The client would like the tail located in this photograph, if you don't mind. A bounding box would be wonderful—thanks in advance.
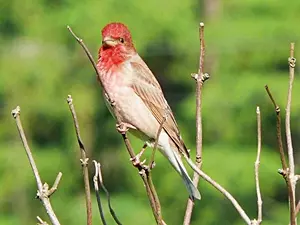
[171,149,201,200]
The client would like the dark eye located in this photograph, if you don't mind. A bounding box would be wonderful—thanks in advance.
[119,38,125,43]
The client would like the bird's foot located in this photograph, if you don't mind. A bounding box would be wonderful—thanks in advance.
[131,150,146,167]
[130,143,149,170]
[116,122,135,134]
[130,156,147,168]
[131,155,150,172]
[131,157,154,172]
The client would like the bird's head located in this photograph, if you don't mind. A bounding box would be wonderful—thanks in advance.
[101,22,135,51]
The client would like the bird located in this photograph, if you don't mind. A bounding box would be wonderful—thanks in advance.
[96,22,201,200]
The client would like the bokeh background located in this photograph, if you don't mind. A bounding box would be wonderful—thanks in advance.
[1,0,300,224]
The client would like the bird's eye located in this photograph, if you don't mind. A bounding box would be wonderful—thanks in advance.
[119,38,125,43]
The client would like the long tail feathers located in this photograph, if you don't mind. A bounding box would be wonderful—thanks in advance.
[172,150,201,200]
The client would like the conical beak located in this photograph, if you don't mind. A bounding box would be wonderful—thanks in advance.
[102,36,117,47]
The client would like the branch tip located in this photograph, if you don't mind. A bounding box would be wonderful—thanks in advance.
[48,172,63,196]
[11,106,21,118]
[67,95,73,104]
[67,26,83,43]
[256,106,260,114]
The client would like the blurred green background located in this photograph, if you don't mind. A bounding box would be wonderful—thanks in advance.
[0,0,299,224]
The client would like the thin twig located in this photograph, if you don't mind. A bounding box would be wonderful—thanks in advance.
[37,216,49,225]
[67,26,165,225]
[255,106,263,224]
[289,201,300,225]
[183,22,210,225]
[93,161,107,225]
[67,26,104,88]
[296,200,300,216]
[265,85,288,171]
[96,161,122,225]
[184,156,252,225]
[67,95,93,225]
[11,106,61,225]
[149,111,169,168]
[287,43,296,176]
[286,42,297,225]
[265,84,292,212]
[120,131,165,225]
[147,171,163,223]
[48,172,63,196]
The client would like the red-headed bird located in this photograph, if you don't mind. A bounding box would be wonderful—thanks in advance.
[97,22,201,200]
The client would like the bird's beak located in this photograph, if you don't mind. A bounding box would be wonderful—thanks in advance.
[102,36,117,47]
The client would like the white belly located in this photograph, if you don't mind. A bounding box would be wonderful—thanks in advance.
[104,86,160,142]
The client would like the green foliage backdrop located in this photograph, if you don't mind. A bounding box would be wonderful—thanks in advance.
[0,0,299,224]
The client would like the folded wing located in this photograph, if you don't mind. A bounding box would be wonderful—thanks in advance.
[130,55,189,157]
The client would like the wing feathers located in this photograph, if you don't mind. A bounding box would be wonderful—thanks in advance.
[130,57,189,157]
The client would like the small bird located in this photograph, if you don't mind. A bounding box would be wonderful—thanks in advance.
[97,22,201,200]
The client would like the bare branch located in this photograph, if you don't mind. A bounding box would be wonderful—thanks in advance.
[11,106,61,225]
[265,85,288,171]
[93,161,107,225]
[67,95,92,225]
[184,22,210,225]
[184,156,252,225]
[67,26,165,225]
[286,42,297,225]
[255,106,263,224]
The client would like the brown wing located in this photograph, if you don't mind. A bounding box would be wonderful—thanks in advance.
[130,56,189,157]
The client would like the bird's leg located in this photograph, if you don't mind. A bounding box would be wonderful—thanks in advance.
[131,143,148,167]
[116,122,154,172]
